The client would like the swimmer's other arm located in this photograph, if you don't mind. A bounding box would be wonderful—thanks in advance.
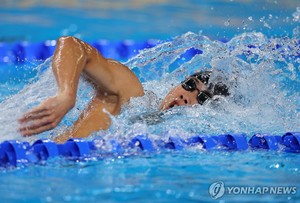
[18,36,144,143]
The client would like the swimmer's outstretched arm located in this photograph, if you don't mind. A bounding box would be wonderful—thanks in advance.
[19,36,144,141]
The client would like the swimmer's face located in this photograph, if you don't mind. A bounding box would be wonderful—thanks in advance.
[159,77,207,111]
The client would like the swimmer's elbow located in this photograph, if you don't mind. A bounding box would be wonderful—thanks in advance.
[57,36,80,45]
[57,36,86,55]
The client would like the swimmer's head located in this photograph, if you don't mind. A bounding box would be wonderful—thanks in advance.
[159,70,229,110]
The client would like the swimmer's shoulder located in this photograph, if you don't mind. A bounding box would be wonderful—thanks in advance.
[106,59,145,101]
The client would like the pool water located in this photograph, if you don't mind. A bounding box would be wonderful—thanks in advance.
[1,1,300,202]
[0,32,299,203]
[0,151,299,203]
[1,0,299,41]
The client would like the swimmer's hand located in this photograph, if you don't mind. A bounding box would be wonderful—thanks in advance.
[18,94,75,136]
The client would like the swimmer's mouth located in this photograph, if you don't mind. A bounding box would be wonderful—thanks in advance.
[168,100,179,109]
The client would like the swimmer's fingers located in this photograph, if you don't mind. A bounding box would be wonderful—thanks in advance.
[19,116,59,136]
[19,116,53,131]
[20,123,56,137]
[18,106,49,123]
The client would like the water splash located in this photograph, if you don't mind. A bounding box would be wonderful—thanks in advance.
[293,6,300,22]
[109,31,300,142]
[0,31,299,142]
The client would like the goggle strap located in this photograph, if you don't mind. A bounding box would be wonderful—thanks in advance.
[191,71,212,85]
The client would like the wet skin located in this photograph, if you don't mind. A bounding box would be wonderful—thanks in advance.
[159,78,207,110]
[18,36,205,143]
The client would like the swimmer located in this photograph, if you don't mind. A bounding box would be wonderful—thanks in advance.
[18,36,229,143]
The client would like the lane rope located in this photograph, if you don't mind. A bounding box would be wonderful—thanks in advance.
[0,132,299,167]
[0,40,159,63]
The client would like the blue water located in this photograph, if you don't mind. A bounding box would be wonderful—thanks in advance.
[0,1,300,203]
[0,0,299,41]
[0,151,299,203]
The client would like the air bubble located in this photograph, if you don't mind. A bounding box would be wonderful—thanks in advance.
[292,7,300,22]
[269,14,273,19]
[224,19,231,26]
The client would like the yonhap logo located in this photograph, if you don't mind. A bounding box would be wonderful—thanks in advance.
[209,181,225,199]
[208,181,297,199]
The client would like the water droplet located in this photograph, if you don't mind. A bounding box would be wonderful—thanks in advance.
[269,14,273,19]
[293,7,300,22]
[269,163,284,169]
[260,16,265,22]
[224,19,231,26]
[263,22,271,29]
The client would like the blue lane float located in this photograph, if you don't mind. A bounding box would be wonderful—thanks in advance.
[281,132,300,153]
[2,38,299,65]
[249,134,282,150]
[0,132,299,168]
[31,139,59,161]
[217,134,248,150]
[0,140,29,166]
[129,135,155,151]
[186,135,217,150]
[0,39,159,64]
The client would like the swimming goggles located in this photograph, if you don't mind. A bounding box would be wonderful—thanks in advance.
[181,77,212,105]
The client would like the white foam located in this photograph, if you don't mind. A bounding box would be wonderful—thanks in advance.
[0,31,299,142]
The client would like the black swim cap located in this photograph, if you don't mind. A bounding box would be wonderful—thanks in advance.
[190,71,212,85]
[191,71,230,97]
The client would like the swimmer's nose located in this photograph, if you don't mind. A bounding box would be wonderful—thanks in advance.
[178,95,189,106]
